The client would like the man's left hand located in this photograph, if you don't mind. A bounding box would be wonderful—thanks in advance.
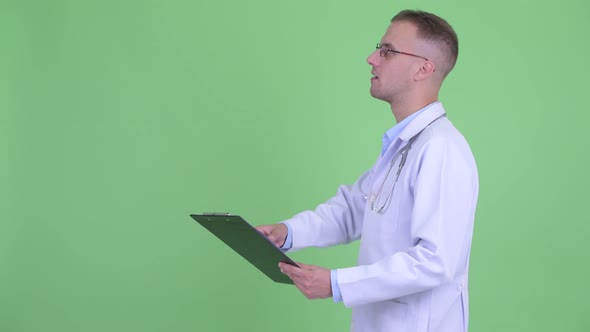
[279,262,332,299]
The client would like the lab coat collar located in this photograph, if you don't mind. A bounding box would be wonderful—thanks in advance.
[398,101,446,142]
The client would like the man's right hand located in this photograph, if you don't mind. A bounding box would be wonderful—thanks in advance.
[256,223,288,248]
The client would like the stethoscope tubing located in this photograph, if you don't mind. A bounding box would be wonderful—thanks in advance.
[370,113,446,213]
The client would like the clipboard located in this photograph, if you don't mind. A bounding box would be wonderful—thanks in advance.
[190,213,299,284]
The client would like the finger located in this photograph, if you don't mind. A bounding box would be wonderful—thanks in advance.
[271,237,285,248]
[292,278,317,299]
[280,263,304,278]
[270,230,285,246]
[258,227,281,246]
[294,262,313,270]
[292,282,311,299]
[279,262,295,275]
[255,226,270,236]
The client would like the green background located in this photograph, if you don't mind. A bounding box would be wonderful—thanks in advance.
[1,0,588,331]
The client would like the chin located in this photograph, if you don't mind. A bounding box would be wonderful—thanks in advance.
[370,90,389,103]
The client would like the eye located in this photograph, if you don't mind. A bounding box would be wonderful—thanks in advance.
[380,47,393,57]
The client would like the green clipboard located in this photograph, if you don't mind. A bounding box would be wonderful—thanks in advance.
[190,213,299,284]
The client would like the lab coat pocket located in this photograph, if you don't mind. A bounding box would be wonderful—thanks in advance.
[355,300,408,332]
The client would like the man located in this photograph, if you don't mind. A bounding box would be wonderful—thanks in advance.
[257,10,478,332]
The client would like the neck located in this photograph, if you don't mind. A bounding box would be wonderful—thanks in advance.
[390,93,438,123]
[391,99,437,123]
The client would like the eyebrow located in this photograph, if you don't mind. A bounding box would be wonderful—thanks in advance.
[380,42,397,50]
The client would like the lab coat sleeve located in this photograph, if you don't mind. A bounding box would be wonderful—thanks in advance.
[336,137,479,307]
[281,169,372,251]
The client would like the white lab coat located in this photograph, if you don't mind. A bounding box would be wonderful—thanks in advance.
[283,102,479,332]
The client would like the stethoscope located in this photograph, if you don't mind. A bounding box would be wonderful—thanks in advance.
[368,114,446,213]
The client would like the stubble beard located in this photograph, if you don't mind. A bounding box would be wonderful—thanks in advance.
[370,84,395,104]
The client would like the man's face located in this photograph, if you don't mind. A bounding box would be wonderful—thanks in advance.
[367,21,425,104]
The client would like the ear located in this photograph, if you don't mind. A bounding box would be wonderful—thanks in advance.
[414,61,436,81]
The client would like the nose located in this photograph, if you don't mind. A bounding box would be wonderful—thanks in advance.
[367,49,380,66]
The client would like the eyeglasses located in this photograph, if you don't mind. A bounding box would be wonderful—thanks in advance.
[376,43,429,61]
